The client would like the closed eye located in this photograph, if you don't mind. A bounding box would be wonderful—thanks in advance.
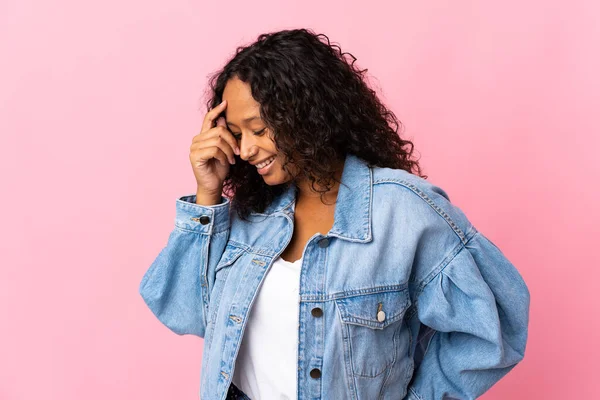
[230,128,267,141]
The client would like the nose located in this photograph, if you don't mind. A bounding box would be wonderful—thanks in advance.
[239,135,259,162]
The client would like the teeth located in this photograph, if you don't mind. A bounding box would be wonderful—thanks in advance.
[257,156,275,169]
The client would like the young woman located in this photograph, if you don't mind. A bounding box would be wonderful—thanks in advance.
[139,28,530,400]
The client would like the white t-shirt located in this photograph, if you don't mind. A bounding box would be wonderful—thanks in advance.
[232,255,303,400]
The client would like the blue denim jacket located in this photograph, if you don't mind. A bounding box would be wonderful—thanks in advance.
[139,154,530,400]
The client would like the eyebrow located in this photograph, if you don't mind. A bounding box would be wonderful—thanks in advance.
[226,116,261,128]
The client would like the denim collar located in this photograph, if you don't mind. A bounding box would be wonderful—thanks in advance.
[253,153,373,243]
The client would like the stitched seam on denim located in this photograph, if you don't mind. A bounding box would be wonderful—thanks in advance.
[366,166,373,240]
[404,301,418,322]
[177,194,230,205]
[406,229,479,321]
[419,228,478,291]
[340,317,358,400]
[209,267,232,325]
[336,291,409,328]
[173,223,231,235]
[373,178,467,244]
[176,196,231,233]
[204,229,230,299]
[213,225,231,234]
[204,265,231,374]
[224,240,250,251]
[329,166,372,241]
[403,317,415,398]
[302,283,408,301]
[198,228,210,337]
[420,330,437,367]
[227,240,282,258]
[321,230,329,296]
[409,386,424,400]
[338,303,408,329]
[348,321,397,378]
[243,248,275,258]
[353,359,393,378]
[379,323,402,398]
[214,247,246,273]
[173,226,206,235]
[404,227,478,322]
[404,244,462,322]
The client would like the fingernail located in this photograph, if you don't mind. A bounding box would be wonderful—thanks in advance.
[235,147,240,155]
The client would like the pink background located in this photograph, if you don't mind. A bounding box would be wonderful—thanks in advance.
[1,0,598,399]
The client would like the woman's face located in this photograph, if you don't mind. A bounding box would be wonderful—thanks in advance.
[222,76,297,185]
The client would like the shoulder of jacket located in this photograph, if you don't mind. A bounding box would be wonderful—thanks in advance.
[371,165,475,243]
[372,165,451,202]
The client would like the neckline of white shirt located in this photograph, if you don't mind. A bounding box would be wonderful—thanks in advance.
[278,256,303,264]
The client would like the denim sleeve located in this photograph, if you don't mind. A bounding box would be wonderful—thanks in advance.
[404,230,530,400]
[138,194,231,337]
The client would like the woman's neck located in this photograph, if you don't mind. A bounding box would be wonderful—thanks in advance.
[295,158,344,205]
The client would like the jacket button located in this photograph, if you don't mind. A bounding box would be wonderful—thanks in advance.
[199,215,210,225]
[318,238,329,248]
[310,368,321,379]
[311,307,323,317]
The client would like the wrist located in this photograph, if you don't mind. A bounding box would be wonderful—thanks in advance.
[195,190,222,206]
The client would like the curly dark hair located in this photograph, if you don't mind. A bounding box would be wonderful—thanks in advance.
[203,28,427,220]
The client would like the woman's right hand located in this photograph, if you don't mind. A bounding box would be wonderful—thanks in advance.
[189,99,240,197]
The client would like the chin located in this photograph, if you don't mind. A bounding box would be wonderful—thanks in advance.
[261,169,290,186]
[262,174,282,185]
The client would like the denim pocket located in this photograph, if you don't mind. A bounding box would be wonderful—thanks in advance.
[214,243,246,275]
[335,285,411,378]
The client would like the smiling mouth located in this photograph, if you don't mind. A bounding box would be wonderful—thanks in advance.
[255,156,276,169]
[255,156,276,175]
